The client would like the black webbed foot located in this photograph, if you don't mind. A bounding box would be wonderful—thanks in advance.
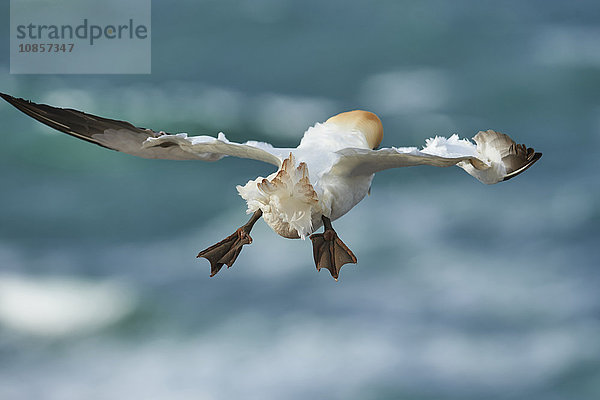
[309,216,357,280]
[197,210,262,277]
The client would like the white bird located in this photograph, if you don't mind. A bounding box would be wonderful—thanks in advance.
[1,93,541,280]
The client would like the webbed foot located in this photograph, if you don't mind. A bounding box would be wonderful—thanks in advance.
[197,210,262,277]
[309,216,357,280]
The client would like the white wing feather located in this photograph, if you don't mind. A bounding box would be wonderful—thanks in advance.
[331,132,541,185]
[142,132,284,166]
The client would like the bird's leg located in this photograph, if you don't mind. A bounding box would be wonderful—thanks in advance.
[309,216,357,280]
[197,209,263,277]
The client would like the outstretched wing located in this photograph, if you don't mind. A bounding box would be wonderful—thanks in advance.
[331,130,541,184]
[0,93,284,167]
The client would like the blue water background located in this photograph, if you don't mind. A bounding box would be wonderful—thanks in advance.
[0,1,599,399]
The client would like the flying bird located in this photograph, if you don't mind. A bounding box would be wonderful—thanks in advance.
[1,92,541,280]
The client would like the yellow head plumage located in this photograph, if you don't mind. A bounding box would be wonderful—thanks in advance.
[326,110,383,149]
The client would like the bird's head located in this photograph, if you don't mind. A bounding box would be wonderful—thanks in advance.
[326,110,383,149]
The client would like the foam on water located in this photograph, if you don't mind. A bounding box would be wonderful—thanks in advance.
[0,274,137,337]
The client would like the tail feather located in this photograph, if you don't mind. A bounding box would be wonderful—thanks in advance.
[237,153,322,239]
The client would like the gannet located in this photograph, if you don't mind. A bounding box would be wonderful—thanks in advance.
[1,93,541,280]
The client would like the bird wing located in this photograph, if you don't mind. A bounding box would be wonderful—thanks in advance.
[330,130,541,184]
[0,93,284,167]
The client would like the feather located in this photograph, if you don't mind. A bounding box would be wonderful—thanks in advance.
[472,130,542,181]
[238,153,323,239]
[325,110,383,149]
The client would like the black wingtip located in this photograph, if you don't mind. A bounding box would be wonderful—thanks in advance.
[0,92,119,150]
[0,92,33,111]
[503,152,542,181]
[0,92,17,103]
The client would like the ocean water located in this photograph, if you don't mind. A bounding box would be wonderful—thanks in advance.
[0,1,599,399]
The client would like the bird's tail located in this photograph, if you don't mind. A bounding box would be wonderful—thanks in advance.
[237,153,322,239]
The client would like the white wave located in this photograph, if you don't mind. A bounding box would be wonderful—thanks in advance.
[0,313,596,400]
[0,274,137,337]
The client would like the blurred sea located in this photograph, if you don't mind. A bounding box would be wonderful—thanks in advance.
[0,1,599,399]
